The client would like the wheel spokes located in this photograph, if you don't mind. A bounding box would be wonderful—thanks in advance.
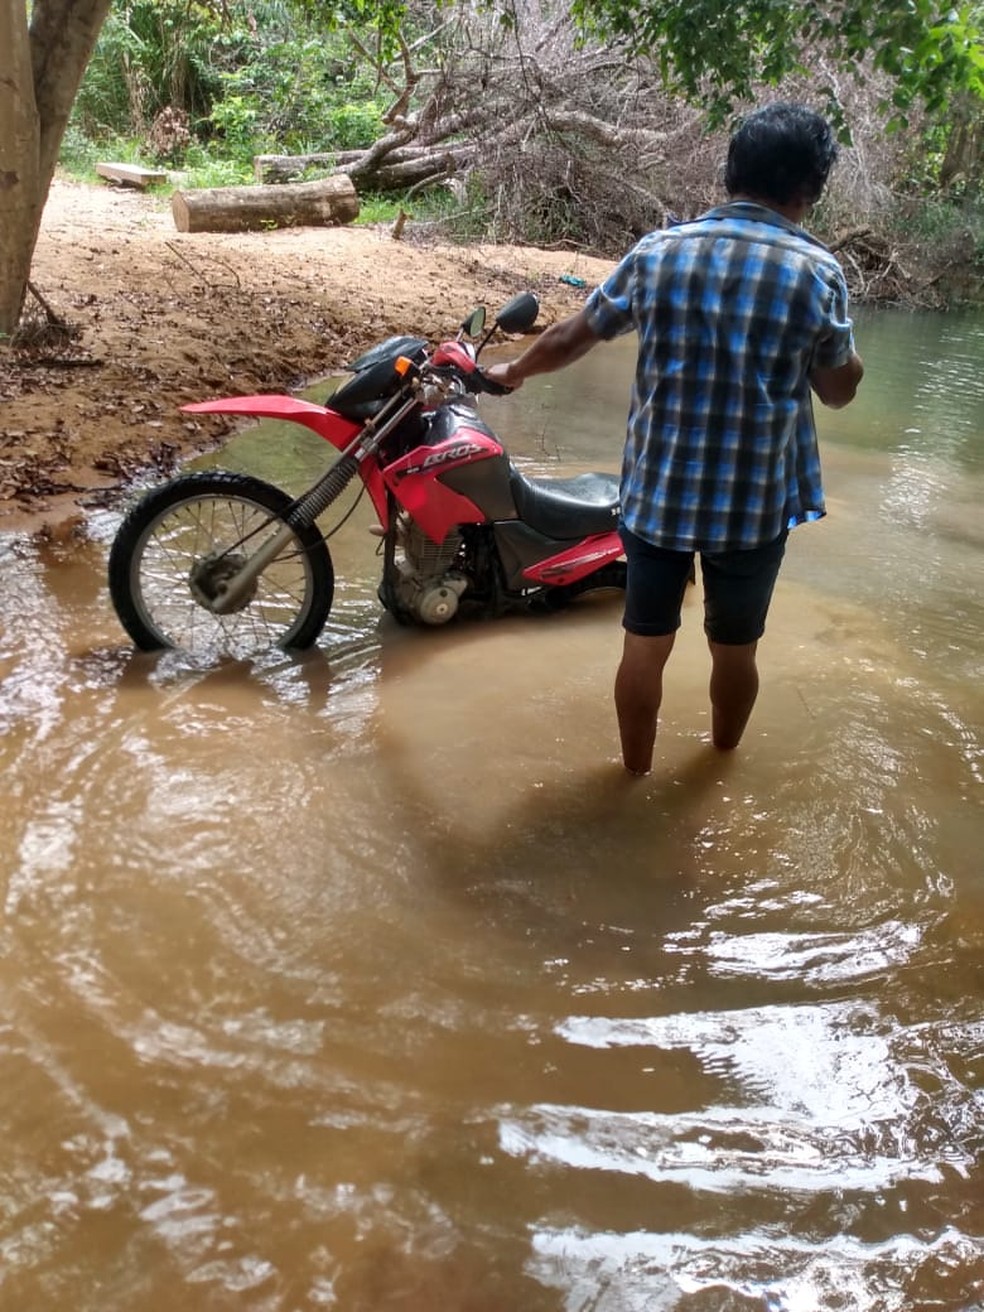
[135,495,313,656]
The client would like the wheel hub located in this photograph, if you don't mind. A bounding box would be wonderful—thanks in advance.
[189,552,257,613]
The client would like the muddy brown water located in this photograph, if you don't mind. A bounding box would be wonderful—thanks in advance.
[0,306,982,1310]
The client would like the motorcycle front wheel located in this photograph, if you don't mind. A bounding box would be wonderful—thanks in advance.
[108,471,334,658]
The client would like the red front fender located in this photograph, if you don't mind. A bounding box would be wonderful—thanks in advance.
[183,395,361,449]
[182,395,391,529]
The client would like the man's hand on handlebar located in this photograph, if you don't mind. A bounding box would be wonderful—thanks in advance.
[482,362,520,394]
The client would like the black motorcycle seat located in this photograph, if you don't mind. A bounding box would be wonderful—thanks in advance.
[509,468,620,539]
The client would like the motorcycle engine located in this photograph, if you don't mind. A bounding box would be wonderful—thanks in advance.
[390,519,469,625]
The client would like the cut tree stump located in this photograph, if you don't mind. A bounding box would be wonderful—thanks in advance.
[171,175,359,234]
[96,162,168,189]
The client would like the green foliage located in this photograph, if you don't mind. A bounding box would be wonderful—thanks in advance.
[420,175,493,242]
[212,36,385,155]
[68,0,391,168]
[72,0,226,136]
[291,0,411,59]
[325,101,387,151]
[882,192,984,303]
[55,128,245,188]
[571,0,984,129]
[353,193,406,223]
[58,126,147,180]
[352,187,475,229]
[180,144,254,188]
[902,197,983,246]
[891,97,984,202]
[207,93,261,158]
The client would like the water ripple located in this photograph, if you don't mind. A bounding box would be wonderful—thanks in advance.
[519,1001,983,1191]
[528,1223,984,1311]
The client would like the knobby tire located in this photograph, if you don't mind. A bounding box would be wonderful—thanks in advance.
[108,471,334,657]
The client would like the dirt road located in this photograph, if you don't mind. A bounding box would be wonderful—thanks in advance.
[1,177,609,535]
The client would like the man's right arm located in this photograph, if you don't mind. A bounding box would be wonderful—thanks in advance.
[810,351,864,409]
[484,307,602,391]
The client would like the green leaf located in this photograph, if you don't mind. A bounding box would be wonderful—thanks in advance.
[573,0,984,113]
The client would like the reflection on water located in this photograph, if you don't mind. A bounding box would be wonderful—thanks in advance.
[0,307,982,1310]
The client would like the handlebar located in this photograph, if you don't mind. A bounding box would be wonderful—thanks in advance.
[423,361,514,397]
[472,369,514,397]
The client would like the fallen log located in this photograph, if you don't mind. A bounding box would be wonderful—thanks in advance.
[97,161,168,189]
[171,175,359,234]
[254,147,428,184]
[253,152,340,184]
[254,144,474,193]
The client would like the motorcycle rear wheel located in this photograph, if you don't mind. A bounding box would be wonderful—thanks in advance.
[535,560,627,611]
[108,471,334,657]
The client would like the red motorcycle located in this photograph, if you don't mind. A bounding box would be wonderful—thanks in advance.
[107,292,625,660]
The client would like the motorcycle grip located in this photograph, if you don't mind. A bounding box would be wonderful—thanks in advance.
[474,369,514,396]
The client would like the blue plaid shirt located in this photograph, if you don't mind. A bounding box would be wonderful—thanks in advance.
[584,201,856,551]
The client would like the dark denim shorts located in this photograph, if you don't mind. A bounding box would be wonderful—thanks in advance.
[620,525,788,645]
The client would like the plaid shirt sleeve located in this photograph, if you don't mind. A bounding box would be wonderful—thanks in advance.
[812,263,856,369]
[583,247,642,340]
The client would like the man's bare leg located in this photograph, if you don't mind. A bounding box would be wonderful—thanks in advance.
[708,639,759,750]
[614,631,676,774]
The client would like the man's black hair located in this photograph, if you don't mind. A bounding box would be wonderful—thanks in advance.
[725,103,838,206]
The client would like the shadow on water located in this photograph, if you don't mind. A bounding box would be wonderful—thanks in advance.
[374,682,729,948]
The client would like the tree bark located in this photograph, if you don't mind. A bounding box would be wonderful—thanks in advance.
[255,147,431,185]
[0,0,111,337]
[30,0,112,186]
[0,1,40,335]
[254,153,340,184]
[254,145,474,193]
[171,175,359,234]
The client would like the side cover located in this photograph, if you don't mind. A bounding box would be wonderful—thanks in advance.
[383,402,516,543]
[494,522,623,590]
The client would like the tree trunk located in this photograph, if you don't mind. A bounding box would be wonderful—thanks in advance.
[254,146,474,194]
[938,96,983,191]
[171,175,359,234]
[253,153,340,184]
[254,146,431,185]
[0,0,111,338]
[0,1,40,335]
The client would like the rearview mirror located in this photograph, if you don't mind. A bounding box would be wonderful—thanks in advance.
[494,292,539,335]
[461,306,486,337]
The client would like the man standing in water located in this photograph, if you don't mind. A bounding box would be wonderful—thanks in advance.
[486,102,864,774]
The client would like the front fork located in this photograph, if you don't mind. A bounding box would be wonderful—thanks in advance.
[207,394,420,616]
